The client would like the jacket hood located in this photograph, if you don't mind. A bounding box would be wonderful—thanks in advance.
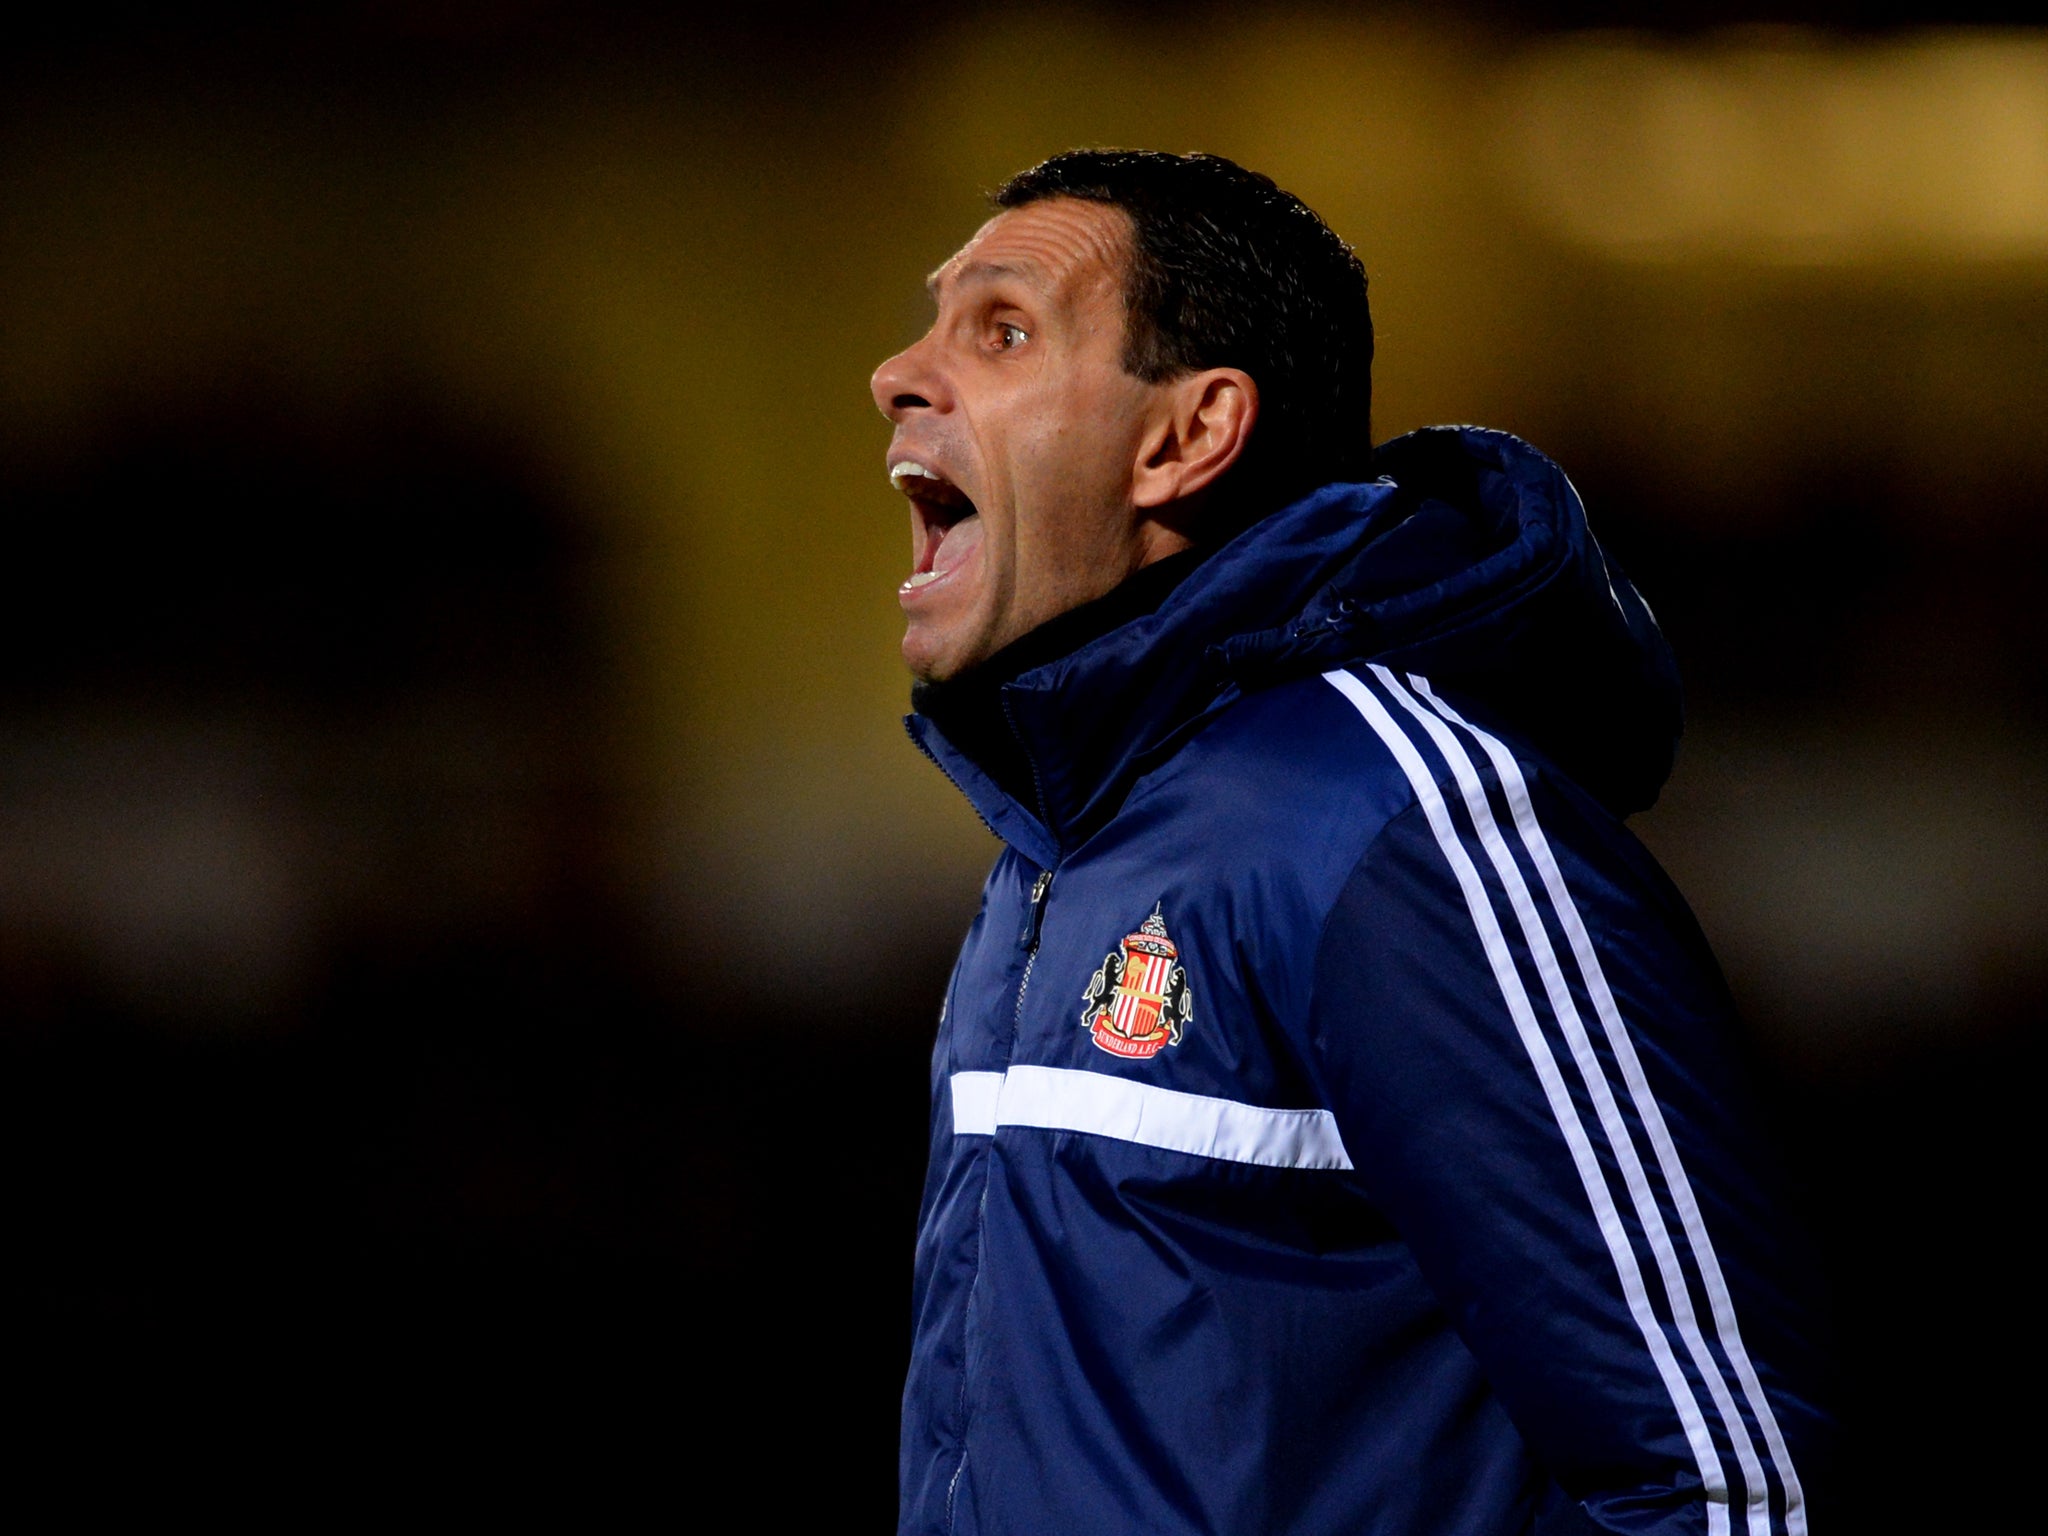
[909,426,1682,862]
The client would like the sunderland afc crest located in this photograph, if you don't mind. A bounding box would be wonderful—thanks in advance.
[1082,904,1193,1060]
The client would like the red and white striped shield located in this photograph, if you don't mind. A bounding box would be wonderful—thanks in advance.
[1082,905,1193,1060]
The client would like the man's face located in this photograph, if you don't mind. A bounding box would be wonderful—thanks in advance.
[871,198,1182,682]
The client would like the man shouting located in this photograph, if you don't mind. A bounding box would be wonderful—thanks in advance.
[873,149,1827,1536]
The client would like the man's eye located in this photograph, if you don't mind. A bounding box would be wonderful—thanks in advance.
[993,322,1028,350]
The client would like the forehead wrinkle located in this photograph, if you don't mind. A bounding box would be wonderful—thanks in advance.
[925,201,1133,312]
[926,258,1046,305]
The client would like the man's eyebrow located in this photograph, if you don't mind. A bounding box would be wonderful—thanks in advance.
[925,259,1046,301]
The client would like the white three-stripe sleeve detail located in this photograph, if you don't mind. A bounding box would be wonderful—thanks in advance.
[1410,673,1807,1536]
[1319,667,1734,1536]
[1371,666,1774,1536]
[951,1071,1003,1136]
[946,1067,1352,1171]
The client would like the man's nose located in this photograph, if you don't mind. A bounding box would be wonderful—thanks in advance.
[871,333,947,422]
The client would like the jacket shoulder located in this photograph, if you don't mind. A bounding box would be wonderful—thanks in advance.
[1118,668,1421,913]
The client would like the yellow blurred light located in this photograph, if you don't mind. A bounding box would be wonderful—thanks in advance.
[1500,30,2048,263]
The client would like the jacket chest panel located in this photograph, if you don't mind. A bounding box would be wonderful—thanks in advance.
[943,855,1051,1076]
[1005,848,1312,1114]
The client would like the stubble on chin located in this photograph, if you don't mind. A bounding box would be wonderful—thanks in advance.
[902,619,974,685]
[906,602,1018,685]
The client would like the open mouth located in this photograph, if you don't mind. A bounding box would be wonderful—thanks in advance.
[891,460,982,594]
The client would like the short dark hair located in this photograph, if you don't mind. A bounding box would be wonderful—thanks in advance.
[994,149,1374,528]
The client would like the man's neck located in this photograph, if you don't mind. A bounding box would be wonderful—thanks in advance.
[911,548,1207,818]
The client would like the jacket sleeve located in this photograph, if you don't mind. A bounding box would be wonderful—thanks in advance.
[1304,694,1829,1535]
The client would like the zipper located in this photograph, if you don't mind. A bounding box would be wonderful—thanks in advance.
[943,863,1052,1531]
[1014,867,1053,1026]
[1022,868,1053,946]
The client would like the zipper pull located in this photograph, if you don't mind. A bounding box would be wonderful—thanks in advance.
[1021,868,1053,952]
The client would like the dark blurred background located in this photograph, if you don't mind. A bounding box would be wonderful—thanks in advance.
[1,3,2038,1521]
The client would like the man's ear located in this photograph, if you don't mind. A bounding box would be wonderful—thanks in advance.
[1131,368,1259,512]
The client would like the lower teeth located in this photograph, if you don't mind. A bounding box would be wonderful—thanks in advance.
[904,570,940,588]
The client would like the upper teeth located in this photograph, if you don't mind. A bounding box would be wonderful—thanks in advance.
[891,461,940,489]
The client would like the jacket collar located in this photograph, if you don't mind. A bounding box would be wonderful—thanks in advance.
[908,427,1684,864]
[908,476,1409,863]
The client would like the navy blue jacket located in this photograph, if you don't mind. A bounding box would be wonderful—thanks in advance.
[900,428,1827,1536]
